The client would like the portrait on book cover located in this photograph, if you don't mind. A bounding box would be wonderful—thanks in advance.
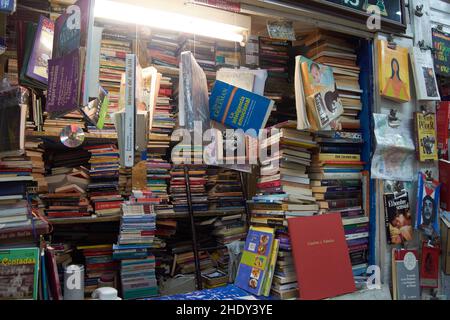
[422,67,439,97]
[415,173,441,237]
[384,192,413,245]
[378,40,411,102]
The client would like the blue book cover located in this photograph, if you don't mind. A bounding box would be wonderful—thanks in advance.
[235,226,275,296]
[209,80,274,136]
[0,0,15,13]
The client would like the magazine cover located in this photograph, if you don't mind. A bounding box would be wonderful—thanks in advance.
[432,28,450,77]
[383,188,413,245]
[416,172,441,237]
[0,247,40,300]
[25,15,54,85]
[410,47,440,101]
[80,86,109,129]
[377,40,411,103]
[235,226,275,296]
[299,56,343,130]
[414,112,438,162]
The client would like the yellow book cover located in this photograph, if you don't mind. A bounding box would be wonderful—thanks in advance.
[317,153,361,161]
[378,40,411,103]
[262,238,279,296]
[299,56,343,129]
[414,112,438,161]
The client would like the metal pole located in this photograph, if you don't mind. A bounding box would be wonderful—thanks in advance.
[184,165,203,290]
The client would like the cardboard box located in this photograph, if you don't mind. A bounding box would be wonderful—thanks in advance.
[441,217,450,275]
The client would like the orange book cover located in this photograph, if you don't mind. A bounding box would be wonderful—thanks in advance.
[378,40,411,103]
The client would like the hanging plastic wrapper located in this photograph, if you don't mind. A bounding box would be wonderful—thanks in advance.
[178,51,210,133]
[371,113,416,181]
[0,84,29,157]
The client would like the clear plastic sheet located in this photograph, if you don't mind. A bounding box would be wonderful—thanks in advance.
[371,113,416,181]
[0,84,29,156]
[178,51,210,133]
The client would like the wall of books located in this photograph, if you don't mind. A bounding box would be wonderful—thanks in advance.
[0,0,449,301]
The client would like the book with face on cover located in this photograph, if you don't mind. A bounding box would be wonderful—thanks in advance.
[298,56,343,130]
[235,226,275,296]
[414,112,438,162]
[377,40,411,103]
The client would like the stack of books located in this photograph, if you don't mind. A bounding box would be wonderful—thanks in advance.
[113,197,159,299]
[148,75,176,151]
[85,144,123,217]
[310,130,368,275]
[42,111,86,135]
[206,168,246,212]
[171,250,214,275]
[41,191,89,219]
[249,121,318,299]
[77,244,118,296]
[25,139,47,193]
[118,167,132,197]
[148,30,180,71]
[146,158,173,215]
[170,165,209,213]
[303,30,362,130]
[271,251,298,299]
[99,30,132,125]
[215,40,240,70]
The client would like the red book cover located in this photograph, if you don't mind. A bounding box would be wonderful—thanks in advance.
[439,159,450,210]
[94,202,122,210]
[288,214,356,300]
[437,102,450,159]
[420,241,440,288]
[45,246,63,300]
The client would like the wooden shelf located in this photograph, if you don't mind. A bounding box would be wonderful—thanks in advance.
[48,215,121,225]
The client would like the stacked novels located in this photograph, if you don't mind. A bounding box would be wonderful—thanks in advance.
[148,76,176,151]
[45,147,91,169]
[41,191,89,219]
[148,30,180,71]
[99,30,132,125]
[85,144,123,217]
[201,269,229,289]
[310,130,368,275]
[171,250,214,275]
[118,167,132,197]
[215,40,241,70]
[169,165,208,213]
[113,197,159,299]
[77,244,118,296]
[42,111,86,135]
[146,158,173,215]
[303,30,362,130]
[25,139,47,193]
[271,251,298,299]
[249,122,318,299]
[181,36,217,87]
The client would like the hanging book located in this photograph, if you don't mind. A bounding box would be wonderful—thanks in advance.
[432,28,450,77]
[383,191,413,245]
[392,248,420,300]
[298,56,343,130]
[414,112,438,162]
[410,47,440,101]
[377,40,411,103]
[415,172,441,237]
[25,15,54,85]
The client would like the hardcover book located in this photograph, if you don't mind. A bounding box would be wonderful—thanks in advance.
[0,247,40,300]
[414,112,438,162]
[437,102,450,159]
[288,213,356,300]
[420,241,440,288]
[383,191,413,245]
[392,249,420,300]
[439,159,450,210]
[298,56,343,130]
[235,226,275,296]
[26,15,54,85]
[209,80,274,136]
[410,47,440,101]
[377,40,410,103]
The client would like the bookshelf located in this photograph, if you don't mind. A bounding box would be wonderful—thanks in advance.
[47,215,121,225]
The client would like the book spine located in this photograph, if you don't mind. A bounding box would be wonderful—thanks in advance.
[318,153,360,161]
[124,54,136,167]
[95,202,122,210]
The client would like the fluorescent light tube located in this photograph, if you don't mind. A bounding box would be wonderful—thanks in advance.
[94,0,247,42]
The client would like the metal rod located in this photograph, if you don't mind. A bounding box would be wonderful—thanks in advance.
[239,171,251,229]
[184,165,203,290]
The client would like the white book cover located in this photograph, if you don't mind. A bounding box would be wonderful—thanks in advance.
[124,54,136,167]
[410,47,440,101]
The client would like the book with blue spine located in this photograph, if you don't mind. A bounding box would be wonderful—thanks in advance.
[209,80,274,136]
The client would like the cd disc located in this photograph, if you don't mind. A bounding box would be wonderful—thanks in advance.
[60,125,85,148]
